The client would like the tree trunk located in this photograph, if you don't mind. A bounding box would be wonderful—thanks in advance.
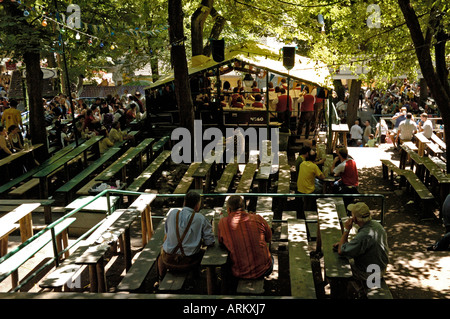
[24,51,48,162]
[398,0,450,172]
[419,78,428,107]
[346,79,362,127]
[191,0,213,57]
[169,0,195,134]
[333,79,345,103]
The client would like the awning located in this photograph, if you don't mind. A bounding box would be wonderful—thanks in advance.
[146,42,333,90]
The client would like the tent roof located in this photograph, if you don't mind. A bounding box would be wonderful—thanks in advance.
[147,42,332,90]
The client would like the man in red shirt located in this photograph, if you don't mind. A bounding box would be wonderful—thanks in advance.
[274,88,292,126]
[331,147,359,206]
[298,87,316,139]
[218,195,273,286]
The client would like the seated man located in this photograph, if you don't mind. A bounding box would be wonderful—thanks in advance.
[297,149,326,214]
[334,202,389,298]
[397,112,417,146]
[218,195,273,285]
[157,190,215,279]
[332,147,359,207]
[332,147,358,192]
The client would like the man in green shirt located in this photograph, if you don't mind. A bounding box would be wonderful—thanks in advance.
[334,202,389,297]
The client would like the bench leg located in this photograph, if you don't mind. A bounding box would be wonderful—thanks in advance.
[0,238,8,257]
[19,214,33,243]
[88,264,98,293]
[11,270,19,289]
[96,259,107,293]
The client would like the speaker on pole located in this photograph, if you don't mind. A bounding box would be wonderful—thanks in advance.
[283,46,295,70]
[212,39,225,62]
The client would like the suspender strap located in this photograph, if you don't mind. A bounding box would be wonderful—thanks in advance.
[171,209,196,256]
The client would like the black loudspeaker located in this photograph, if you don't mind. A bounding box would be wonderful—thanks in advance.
[283,46,295,70]
[211,39,225,62]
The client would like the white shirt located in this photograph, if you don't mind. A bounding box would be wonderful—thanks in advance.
[421,119,433,139]
[398,119,417,141]
[350,124,363,139]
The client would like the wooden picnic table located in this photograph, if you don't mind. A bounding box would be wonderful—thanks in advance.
[75,209,141,292]
[431,133,446,151]
[95,138,155,182]
[316,198,353,299]
[0,143,43,168]
[193,161,214,193]
[33,136,103,199]
[414,132,431,156]
[201,209,273,295]
[0,144,43,180]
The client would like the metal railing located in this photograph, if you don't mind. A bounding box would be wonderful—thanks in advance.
[1,189,385,292]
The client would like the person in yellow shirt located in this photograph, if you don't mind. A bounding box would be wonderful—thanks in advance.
[297,149,325,215]
[1,100,22,131]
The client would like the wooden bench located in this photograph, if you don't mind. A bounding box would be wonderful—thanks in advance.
[39,209,128,291]
[193,161,214,193]
[431,133,446,151]
[402,170,436,217]
[0,199,56,225]
[426,142,444,158]
[7,178,40,198]
[95,138,155,183]
[117,220,166,292]
[54,147,123,205]
[157,208,216,293]
[34,136,104,199]
[316,198,353,299]
[0,203,40,244]
[381,159,407,187]
[288,219,316,298]
[214,162,238,206]
[0,217,76,290]
[381,159,435,214]
[173,162,201,195]
[127,150,171,193]
[276,152,291,210]
[76,147,137,196]
[366,278,393,299]
[0,141,80,199]
[401,144,425,180]
[235,163,257,194]
[152,135,170,157]
[255,141,273,193]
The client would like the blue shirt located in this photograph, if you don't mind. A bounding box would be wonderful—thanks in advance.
[163,207,215,256]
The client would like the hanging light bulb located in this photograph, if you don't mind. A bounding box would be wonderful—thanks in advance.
[88,38,93,46]
[110,44,115,50]
[60,28,66,34]
[23,10,30,17]
[41,19,48,27]
[75,33,81,40]
[100,42,104,48]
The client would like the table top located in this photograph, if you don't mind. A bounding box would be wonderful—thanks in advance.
[331,124,349,132]
[414,132,431,144]
[0,143,43,167]
[65,196,120,213]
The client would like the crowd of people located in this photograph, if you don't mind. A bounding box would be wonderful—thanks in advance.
[43,91,146,153]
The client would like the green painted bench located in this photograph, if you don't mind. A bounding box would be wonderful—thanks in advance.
[54,147,123,204]
[95,138,155,183]
[0,217,76,290]
[288,219,316,298]
[126,150,172,192]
